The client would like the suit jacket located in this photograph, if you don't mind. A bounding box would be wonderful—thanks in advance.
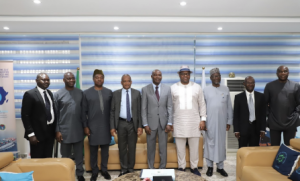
[110,88,142,132]
[21,87,57,141]
[233,91,266,136]
[141,83,173,130]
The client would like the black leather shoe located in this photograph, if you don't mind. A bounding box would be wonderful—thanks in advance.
[178,168,186,172]
[90,174,98,181]
[206,167,213,177]
[100,171,111,180]
[118,171,128,177]
[217,168,228,177]
[77,176,85,181]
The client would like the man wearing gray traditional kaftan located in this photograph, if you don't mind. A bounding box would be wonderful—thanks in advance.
[82,69,112,181]
[203,68,233,177]
[54,72,85,181]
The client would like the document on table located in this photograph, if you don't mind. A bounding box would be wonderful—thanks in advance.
[140,169,175,180]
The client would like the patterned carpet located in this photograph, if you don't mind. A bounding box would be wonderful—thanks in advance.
[81,154,237,181]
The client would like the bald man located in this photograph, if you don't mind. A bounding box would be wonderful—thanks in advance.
[233,76,266,148]
[21,73,56,158]
[264,66,300,146]
[54,72,85,181]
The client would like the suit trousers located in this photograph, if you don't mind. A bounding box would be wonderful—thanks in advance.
[117,120,137,172]
[90,144,109,175]
[30,124,54,158]
[270,129,296,146]
[146,124,168,169]
[175,137,199,169]
[238,121,260,148]
[206,158,224,169]
[61,140,84,176]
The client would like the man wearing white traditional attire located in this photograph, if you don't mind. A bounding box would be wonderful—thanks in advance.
[203,68,233,177]
[171,65,206,177]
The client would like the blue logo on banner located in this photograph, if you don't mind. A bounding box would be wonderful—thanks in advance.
[0,124,5,130]
[0,87,8,105]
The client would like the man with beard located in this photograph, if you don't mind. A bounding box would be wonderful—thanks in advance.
[171,65,206,176]
[54,72,85,181]
[141,69,173,169]
[233,76,266,148]
[264,65,300,146]
[110,74,143,177]
[82,69,112,181]
[203,68,232,177]
[21,73,56,158]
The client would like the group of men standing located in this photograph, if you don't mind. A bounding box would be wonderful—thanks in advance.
[21,65,300,180]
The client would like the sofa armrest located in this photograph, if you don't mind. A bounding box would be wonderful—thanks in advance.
[236,146,280,181]
[16,158,75,181]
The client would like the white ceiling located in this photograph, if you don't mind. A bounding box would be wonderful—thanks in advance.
[1,0,300,33]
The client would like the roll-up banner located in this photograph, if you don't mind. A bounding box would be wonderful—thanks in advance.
[0,61,18,158]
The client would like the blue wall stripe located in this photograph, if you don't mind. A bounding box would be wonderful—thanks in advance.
[0,35,79,41]
[0,55,79,60]
[13,64,78,70]
[0,44,79,50]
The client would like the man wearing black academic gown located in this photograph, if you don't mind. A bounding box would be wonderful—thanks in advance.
[82,69,112,181]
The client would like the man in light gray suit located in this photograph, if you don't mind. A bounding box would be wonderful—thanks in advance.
[110,74,143,177]
[54,72,85,181]
[141,69,173,169]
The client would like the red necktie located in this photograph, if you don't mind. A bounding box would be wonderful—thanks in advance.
[155,86,159,101]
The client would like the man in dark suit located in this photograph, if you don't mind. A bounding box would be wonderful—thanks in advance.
[233,76,266,148]
[110,74,143,177]
[21,73,56,158]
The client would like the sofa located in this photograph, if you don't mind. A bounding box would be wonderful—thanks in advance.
[0,152,75,181]
[84,131,204,171]
[236,138,300,181]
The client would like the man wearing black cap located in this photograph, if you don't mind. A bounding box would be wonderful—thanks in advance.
[82,69,112,181]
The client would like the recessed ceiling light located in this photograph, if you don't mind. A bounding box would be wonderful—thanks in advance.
[3,27,9,30]
[33,0,41,4]
[180,1,187,6]
[114,27,119,30]
[218,27,223,30]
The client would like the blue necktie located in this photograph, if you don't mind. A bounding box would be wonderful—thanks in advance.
[126,90,131,121]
